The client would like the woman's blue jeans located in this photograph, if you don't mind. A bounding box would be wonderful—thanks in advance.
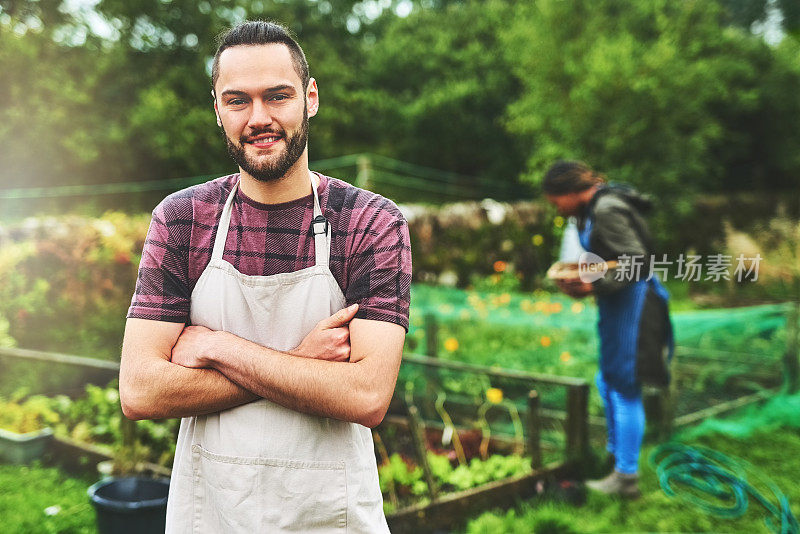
[596,372,644,474]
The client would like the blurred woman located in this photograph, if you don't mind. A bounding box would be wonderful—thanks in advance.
[543,160,673,498]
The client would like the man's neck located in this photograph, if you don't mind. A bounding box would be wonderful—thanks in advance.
[238,155,314,205]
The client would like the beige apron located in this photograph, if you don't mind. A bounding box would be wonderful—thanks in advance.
[165,174,388,533]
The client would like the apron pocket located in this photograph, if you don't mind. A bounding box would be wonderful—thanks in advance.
[191,444,347,533]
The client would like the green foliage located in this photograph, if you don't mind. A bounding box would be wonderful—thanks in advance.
[0,383,177,466]
[378,454,428,498]
[447,454,531,491]
[408,283,788,421]
[2,0,800,206]
[408,202,556,290]
[464,414,800,533]
[0,315,15,348]
[360,0,527,184]
[49,384,178,467]
[379,452,532,511]
[0,463,96,534]
[0,390,59,434]
[503,0,800,203]
[0,212,150,358]
[467,507,579,534]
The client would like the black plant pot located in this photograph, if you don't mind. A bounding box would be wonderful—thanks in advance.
[88,477,170,534]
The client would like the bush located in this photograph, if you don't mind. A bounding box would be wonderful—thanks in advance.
[0,212,149,359]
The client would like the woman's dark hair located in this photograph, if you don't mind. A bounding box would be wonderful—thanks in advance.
[542,160,605,195]
[211,20,309,92]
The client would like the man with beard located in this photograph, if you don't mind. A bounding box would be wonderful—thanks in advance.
[119,21,410,533]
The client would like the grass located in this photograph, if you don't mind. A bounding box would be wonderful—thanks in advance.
[1,426,798,533]
[464,426,800,534]
[0,462,97,534]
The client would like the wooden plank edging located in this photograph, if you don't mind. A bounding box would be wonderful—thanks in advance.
[386,462,571,533]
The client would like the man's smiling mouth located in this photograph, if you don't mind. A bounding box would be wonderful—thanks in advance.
[245,133,283,147]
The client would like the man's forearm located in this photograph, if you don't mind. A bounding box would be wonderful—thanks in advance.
[120,356,258,420]
[203,331,389,428]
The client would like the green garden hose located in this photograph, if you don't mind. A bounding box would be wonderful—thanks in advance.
[649,443,798,534]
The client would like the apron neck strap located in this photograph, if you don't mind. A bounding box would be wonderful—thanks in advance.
[210,174,330,266]
[211,181,240,261]
[310,173,330,267]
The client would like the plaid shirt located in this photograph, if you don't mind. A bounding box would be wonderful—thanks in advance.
[127,173,411,330]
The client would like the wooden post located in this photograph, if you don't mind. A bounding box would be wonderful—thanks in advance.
[120,412,136,448]
[356,155,372,189]
[565,384,589,468]
[526,390,542,469]
[407,404,438,501]
[373,430,399,509]
[424,314,438,358]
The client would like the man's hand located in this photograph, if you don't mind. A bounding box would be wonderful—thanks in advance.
[555,278,594,299]
[171,325,217,368]
[290,303,359,362]
[120,318,259,420]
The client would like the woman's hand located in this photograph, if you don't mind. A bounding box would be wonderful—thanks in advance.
[555,278,594,298]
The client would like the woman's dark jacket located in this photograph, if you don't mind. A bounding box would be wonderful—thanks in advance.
[578,184,673,394]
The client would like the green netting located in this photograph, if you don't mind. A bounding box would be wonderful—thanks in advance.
[680,393,800,441]
[410,284,791,349]
[405,284,794,420]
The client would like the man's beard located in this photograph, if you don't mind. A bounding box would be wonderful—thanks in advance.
[224,108,309,183]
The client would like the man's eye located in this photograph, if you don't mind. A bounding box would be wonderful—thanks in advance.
[228,99,247,106]
[270,94,289,101]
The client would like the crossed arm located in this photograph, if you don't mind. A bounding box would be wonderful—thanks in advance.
[119,307,405,428]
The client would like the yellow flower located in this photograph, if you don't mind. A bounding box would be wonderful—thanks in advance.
[550,302,563,313]
[499,293,511,305]
[554,216,564,228]
[571,302,585,314]
[444,338,459,352]
[486,388,503,404]
[560,351,572,362]
[532,234,544,246]
[540,336,552,347]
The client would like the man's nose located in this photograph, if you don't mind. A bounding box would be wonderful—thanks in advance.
[247,100,273,129]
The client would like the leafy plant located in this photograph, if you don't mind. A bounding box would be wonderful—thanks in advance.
[48,384,178,467]
[379,451,533,508]
[0,213,149,360]
[0,390,60,434]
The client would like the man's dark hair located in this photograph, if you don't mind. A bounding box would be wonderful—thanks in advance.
[542,160,605,196]
[211,20,310,92]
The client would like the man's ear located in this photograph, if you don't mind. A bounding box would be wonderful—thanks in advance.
[307,78,319,118]
[212,90,222,127]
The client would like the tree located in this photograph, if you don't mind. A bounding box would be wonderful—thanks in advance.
[0,0,373,188]
[502,0,800,203]
[358,0,528,190]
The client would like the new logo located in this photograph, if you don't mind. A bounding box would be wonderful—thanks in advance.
[578,252,609,283]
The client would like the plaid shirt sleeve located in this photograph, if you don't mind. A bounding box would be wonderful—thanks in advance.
[126,196,193,323]
[344,196,412,331]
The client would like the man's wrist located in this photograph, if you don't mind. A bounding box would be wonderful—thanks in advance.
[202,330,233,367]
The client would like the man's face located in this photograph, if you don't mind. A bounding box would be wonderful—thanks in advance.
[213,44,318,182]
